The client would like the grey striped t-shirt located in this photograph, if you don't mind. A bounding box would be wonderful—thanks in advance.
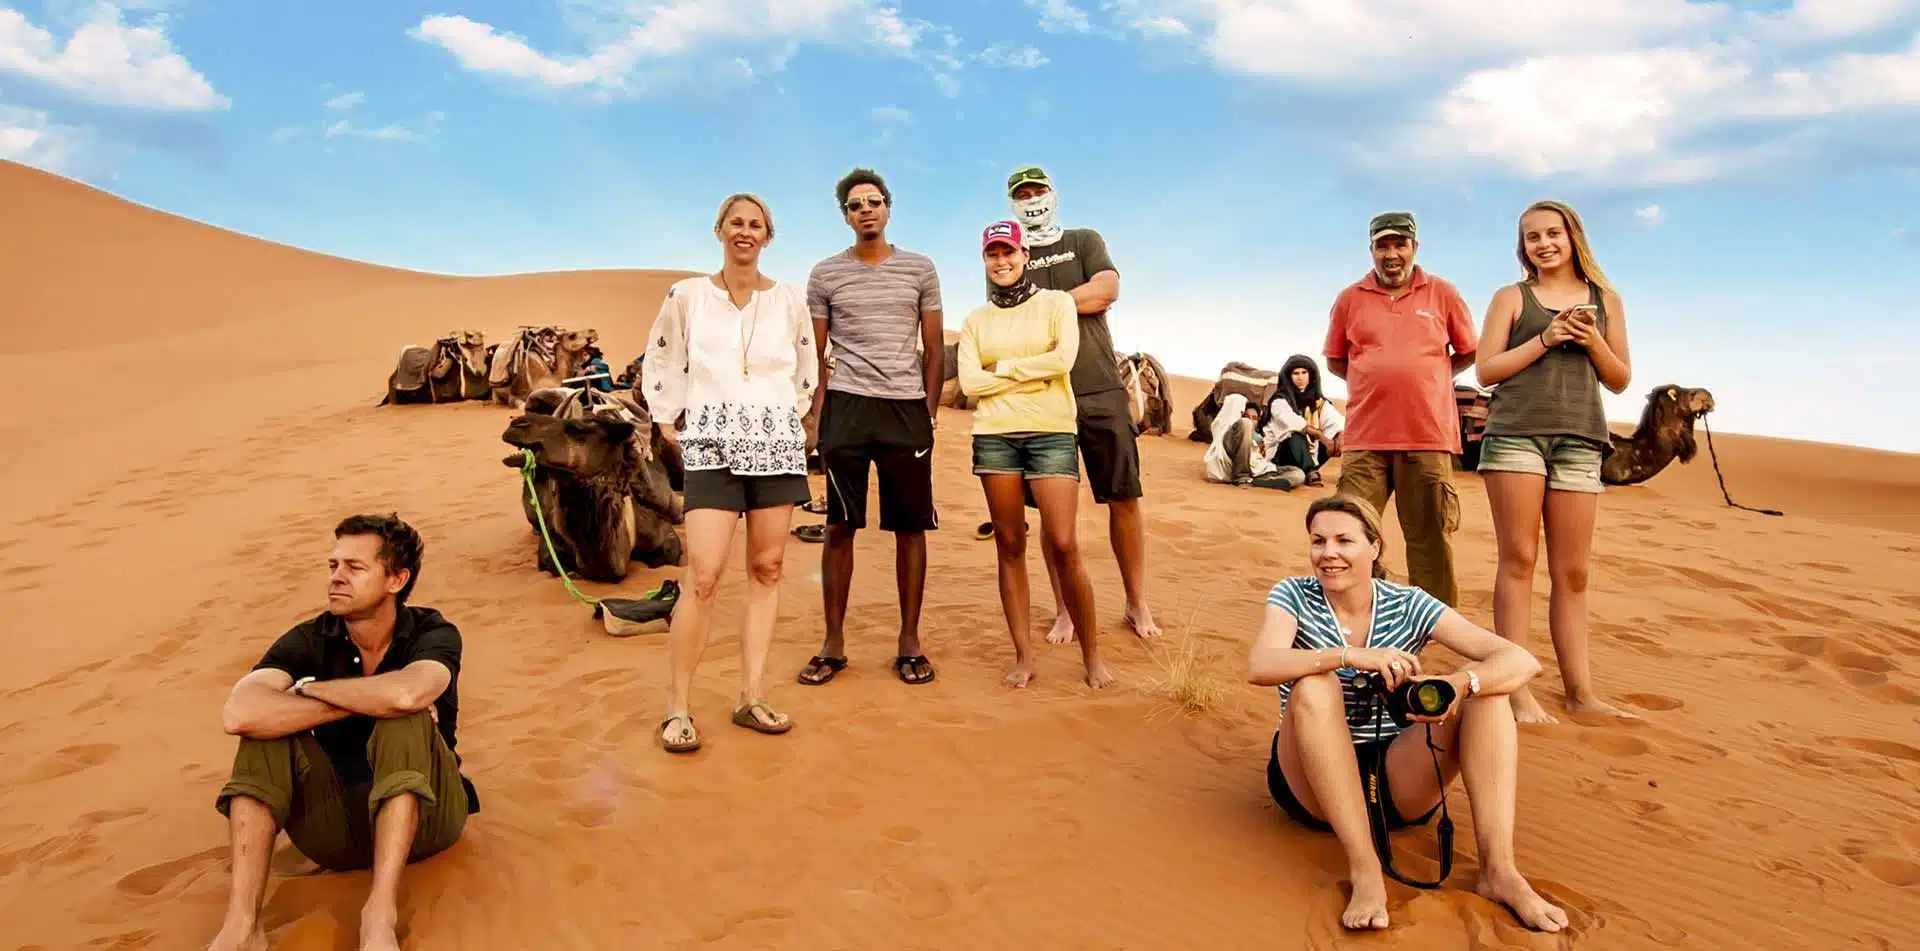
[1268,576,1447,744]
[806,247,943,400]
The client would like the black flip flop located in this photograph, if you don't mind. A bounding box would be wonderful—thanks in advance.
[793,524,827,543]
[798,655,848,685]
[894,655,935,685]
[801,497,829,515]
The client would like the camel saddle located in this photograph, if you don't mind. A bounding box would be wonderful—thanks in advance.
[392,339,456,394]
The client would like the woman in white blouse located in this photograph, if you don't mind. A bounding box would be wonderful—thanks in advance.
[643,192,820,754]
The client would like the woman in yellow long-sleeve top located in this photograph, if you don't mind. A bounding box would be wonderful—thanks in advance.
[957,220,1113,690]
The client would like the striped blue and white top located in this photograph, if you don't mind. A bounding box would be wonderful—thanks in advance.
[1267,576,1449,744]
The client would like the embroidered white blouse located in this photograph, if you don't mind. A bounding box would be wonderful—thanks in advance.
[643,275,819,476]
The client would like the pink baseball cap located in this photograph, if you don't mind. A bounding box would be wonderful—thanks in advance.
[981,219,1023,251]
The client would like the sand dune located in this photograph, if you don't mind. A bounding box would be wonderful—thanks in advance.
[3,159,1917,950]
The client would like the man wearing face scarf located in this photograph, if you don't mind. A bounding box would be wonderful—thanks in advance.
[1003,164,1161,642]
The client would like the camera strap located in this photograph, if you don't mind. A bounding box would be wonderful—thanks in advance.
[1363,727,1454,889]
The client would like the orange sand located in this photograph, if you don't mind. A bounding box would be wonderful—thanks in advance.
[3,159,1916,950]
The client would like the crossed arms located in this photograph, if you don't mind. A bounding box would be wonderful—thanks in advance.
[221,661,451,740]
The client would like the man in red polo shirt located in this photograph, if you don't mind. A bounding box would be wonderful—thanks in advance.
[1323,210,1476,606]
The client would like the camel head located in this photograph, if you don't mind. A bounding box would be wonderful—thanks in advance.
[501,413,639,485]
[1634,384,1716,462]
[554,327,597,354]
[454,330,488,375]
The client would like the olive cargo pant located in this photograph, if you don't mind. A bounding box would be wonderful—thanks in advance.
[214,710,468,872]
[1336,449,1462,607]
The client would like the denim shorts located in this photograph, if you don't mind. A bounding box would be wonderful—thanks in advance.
[972,432,1080,480]
[1476,434,1604,493]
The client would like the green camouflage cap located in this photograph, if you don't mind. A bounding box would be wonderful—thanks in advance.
[1007,164,1051,195]
[1369,211,1416,240]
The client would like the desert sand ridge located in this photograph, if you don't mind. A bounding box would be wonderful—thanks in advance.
[2,158,1917,949]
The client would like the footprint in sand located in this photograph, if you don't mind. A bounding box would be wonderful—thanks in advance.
[1577,731,1650,757]
[115,846,226,897]
[1862,857,1920,888]
[694,906,796,943]
[874,866,956,920]
[1825,736,1920,764]
[27,743,118,782]
[882,825,923,844]
[1621,693,1684,712]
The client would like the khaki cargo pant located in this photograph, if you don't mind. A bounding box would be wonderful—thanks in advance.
[214,710,468,872]
[1336,450,1462,607]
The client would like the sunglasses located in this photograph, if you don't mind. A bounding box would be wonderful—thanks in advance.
[844,197,887,212]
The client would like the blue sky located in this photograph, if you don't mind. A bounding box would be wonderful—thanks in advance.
[4,0,1919,451]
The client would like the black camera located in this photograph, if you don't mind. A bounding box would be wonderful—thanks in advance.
[1350,670,1456,726]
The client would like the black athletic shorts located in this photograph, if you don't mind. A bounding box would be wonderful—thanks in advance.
[683,469,811,514]
[1024,387,1142,508]
[1265,731,1441,833]
[818,389,938,533]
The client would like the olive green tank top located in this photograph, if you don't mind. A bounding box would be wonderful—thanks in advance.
[1481,282,1610,450]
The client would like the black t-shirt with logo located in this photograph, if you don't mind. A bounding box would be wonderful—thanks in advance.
[1024,228,1124,397]
[253,605,478,811]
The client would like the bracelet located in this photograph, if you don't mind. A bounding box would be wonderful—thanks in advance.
[1339,645,1349,669]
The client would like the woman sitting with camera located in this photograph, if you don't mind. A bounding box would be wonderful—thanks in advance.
[1247,494,1568,934]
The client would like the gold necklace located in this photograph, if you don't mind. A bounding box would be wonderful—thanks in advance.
[720,271,761,380]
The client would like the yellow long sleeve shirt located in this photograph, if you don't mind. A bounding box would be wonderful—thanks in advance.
[956,288,1080,436]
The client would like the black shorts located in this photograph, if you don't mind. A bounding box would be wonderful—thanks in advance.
[683,469,811,514]
[1265,731,1440,833]
[818,389,938,533]
[1024,387,1142,508]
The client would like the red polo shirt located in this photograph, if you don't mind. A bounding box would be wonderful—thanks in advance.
[1323,267,1476,454]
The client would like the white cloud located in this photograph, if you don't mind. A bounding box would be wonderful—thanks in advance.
[0,2,226,109]
[0,103,86,171]
[1030,0,1093,34]
[1110,1,1920,185]
[1635,203,1667,226]
[322,108,442,144]
[411,1,935,96]
[325,90,364,111]
[976,43,1048,69]
[871,104,909,123]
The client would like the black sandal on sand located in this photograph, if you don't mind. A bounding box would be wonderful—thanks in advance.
[660,714,700,754]
[732,700,793,735]
[802,497,829,515]
[894,655,935,685]
[793,524,827,543]
[797,655,848,685]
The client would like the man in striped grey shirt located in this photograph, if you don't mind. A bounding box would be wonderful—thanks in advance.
[798,168,945,688]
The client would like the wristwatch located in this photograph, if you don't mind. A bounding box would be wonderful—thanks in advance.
[1462,669,1481,696]
[291,676,316,697]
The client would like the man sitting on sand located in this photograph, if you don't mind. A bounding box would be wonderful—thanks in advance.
[1203,392,1305,489]
[206,514,476,951]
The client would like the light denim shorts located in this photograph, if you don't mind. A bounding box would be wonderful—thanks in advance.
[1476,434,1604,493]
[972,432,1080,480]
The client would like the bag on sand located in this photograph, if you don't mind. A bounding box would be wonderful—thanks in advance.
[593,581,680,637]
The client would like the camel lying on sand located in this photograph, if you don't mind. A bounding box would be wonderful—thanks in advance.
[1117,352,1175,436]
[501,411,684,583]
[1189,361,1280,442]
[489,325,598,409]
[523,385,683,525]
[1602,385,1716,486]
[380,331,490,405]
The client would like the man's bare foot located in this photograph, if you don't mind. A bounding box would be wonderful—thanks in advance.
[1083,656,1115,689]
[1044,613,1075,645]
[1123,603,1162,639]
[1004,662,1035,688]
[1511,688,1559,725]
[361,904,402,951]
[1342,868,1390,930]
[1476,870,1569,932]
[1566,695,1639,720]
[206,920,268,951]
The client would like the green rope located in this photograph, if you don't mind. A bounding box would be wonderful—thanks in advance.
[518,448,600,607]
